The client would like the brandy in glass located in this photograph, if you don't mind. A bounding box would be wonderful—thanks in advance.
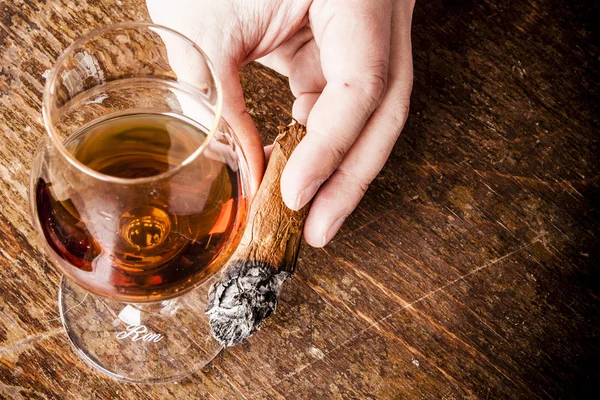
[29,22,250,383]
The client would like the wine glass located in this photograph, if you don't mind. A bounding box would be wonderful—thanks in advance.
[29,22,250,383]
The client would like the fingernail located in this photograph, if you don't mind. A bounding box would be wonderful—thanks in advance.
[293,180,323,210]
[321,215,348,247]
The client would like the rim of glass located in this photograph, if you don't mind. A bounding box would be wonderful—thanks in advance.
[42,21,224,185]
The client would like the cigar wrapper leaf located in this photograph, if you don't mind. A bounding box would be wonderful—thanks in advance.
[206,122,309,347]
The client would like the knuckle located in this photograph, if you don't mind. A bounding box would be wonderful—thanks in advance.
[399,101,411,121]
[312,129,353,164]
[388,101,410,129]
[380,86,413,136]
[375,101,410,144]
[324,138,348,164]
[355,68,388,106]
[336,168,371,199]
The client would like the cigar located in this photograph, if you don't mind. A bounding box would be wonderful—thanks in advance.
[206,122,309,347]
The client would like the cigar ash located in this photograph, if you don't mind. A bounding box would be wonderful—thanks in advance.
[207,260,290,347]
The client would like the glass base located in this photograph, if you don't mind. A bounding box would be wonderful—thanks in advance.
[59,276,223,383]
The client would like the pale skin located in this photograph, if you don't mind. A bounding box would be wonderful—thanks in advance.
[147,0,415,247]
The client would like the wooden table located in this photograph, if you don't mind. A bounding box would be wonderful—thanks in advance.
[1,0,598,398]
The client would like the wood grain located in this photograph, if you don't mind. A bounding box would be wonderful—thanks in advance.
[1,0,599,398]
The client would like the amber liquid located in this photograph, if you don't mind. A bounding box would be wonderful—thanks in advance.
[35,113,244,301]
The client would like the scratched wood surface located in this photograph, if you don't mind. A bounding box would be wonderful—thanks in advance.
[1,0,599,398]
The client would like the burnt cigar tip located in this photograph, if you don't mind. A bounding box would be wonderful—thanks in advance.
[206,260,290,347]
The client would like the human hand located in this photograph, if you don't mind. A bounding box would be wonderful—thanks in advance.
[147,0,415,247]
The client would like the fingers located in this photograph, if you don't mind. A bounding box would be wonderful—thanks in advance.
[257,28,325,125]
[256,26,314,76]
[303,86,412,247]
[219,63,265,193]
[281,0,393,211]
[303,0,415,247]
[287,37,325,98]
[288,37,324,123]
[292,92,320,124]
